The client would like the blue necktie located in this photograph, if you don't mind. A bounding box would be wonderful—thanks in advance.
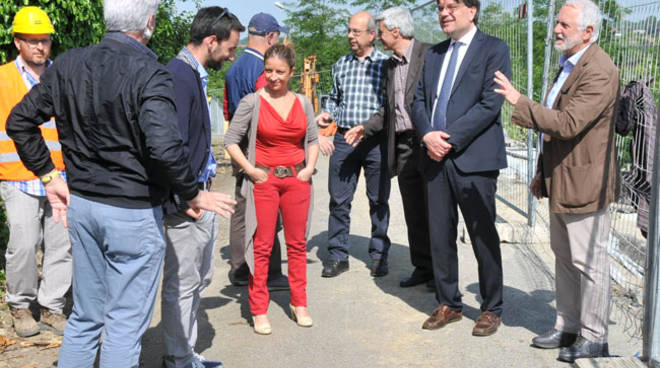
[433,41,462,130]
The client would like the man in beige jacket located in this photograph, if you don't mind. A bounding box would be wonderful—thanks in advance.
[494,0,618,362]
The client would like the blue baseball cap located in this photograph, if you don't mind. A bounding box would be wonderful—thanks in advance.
[248,13,289,35]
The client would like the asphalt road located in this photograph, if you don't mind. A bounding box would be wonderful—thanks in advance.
[137,155,642,368]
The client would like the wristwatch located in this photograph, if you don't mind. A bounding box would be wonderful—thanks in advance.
[39,170,60,185]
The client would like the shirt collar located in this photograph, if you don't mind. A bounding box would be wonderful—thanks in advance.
[15,55,52,73]
[351,47,378,62]
[451,25,478,47]
[105,31,158,60]
[559,43,591,69]
[181,47,208,80]
[243,47,264,60]
[392,39,415,64]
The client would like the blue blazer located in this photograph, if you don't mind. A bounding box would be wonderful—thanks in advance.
[412,29,511,174]
[163,58,212,213]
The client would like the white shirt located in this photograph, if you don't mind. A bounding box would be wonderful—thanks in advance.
[431,25,478,119]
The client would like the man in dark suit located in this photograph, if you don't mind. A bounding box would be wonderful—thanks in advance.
[411,0,510,336]
[344,6,433,288]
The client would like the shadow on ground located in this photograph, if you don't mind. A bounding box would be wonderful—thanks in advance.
[306,231,558,336]
[140,295,232,367]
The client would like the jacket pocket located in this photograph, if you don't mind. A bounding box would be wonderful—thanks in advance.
[557,163,601,208]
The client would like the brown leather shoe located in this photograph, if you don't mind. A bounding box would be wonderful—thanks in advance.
[422,305,462,330]
[472,311,501,336]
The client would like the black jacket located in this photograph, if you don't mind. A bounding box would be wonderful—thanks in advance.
[162,57,211,214]
[7,33,199,209]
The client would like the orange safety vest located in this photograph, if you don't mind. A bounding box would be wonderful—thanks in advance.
[0,61,64,181]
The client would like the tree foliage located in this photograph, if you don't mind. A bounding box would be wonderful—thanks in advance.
[280,0,424,95]
[1,0,198,65]
[0,0,104,64]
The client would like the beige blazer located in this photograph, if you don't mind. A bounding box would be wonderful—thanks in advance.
[512,44,620,214]
[224,92,319,273]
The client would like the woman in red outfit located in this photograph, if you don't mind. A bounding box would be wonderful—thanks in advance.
[225,44,319,335]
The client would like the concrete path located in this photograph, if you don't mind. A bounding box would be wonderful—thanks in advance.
[138,156,642,368]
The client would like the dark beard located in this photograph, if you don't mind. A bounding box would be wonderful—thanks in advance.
[206,58,224,71]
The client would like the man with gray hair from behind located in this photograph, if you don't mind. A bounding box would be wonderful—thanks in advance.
[494,0,618,362]
[6,0,236,367]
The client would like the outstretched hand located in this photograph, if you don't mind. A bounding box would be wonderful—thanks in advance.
[315,112,332,128]
[493,70,521,106]
[344,125,364,147]
[187,191,236,219]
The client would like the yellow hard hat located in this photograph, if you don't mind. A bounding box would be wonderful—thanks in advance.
[12,6,55,35]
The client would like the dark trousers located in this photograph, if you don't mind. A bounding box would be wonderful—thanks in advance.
[395,131,432,275]
[426,158,503,316]
[229,176,283,281]
[327,132,391,262]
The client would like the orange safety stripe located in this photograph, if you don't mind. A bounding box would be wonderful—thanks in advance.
[0,61,64,181]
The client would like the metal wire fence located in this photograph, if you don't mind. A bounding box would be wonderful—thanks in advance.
[214,6,656,340]
[410,0,659,339]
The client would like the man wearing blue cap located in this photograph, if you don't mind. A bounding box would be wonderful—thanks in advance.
[224,12,290,289]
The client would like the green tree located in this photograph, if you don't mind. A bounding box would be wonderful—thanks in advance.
[279,0,351,94]
[0,0,105,63]
[349,0,419,12]
[280,0,423,95]
[150,0,200,64]
[1,0,198,64]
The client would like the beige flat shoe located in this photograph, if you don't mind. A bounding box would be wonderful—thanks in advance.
[253,315,272,335]
[289,304,313,327]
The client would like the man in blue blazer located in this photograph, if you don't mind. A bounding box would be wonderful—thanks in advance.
[161,7,243,368]
[411,0,511,336]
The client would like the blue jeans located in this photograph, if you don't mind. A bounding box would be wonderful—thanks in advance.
[58,195,166,368]
[327,132,391,261]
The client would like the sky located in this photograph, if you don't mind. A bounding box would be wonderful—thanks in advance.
[173,1,289,30]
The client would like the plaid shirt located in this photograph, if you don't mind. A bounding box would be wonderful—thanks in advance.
[6,57,65,197]
[325,49,388,129]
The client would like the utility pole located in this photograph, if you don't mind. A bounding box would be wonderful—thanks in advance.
[643,101,660,368]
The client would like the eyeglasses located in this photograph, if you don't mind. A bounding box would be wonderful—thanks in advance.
[16,36,51,48]
[211,7,234,27]
[348,28,369,36]
[437,3,466,14]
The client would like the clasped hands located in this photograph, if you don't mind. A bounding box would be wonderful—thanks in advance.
[344,124,452,162]
[423,131,452,161]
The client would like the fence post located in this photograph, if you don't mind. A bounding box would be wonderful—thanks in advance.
[526,0,536,227]
[643,101,660,368]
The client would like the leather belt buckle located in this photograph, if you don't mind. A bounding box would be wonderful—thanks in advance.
[273,166,292,178]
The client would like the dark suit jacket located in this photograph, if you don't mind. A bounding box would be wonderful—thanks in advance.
[412,29,510,174]
[362,40,431,177]
[512,44,619,214]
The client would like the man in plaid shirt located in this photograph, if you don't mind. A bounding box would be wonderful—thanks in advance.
[0,6,70,338]
[316,11,391,278]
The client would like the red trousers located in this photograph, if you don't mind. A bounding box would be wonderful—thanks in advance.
[249,170,311,315]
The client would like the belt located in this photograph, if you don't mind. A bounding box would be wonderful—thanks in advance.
[336,127,350,135]
[256,162,306,178]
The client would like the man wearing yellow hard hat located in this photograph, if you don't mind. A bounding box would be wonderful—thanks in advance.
[0,6,71,338]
